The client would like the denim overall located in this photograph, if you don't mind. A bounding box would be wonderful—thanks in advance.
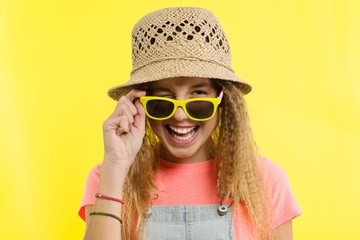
[143,204,234,240]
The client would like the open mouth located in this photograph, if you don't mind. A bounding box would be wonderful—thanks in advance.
[166,125,199,142]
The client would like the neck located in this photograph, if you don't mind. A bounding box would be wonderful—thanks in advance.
[159,142,214,164]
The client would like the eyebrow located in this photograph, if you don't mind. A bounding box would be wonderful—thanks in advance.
[150,82,212,91]
[148,87,174,94]
[190,82,213,89]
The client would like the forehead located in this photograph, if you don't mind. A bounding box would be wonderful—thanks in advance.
[150,77,214,89]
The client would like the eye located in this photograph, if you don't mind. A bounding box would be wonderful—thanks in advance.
[192,90,208,96]
[149,89,174,98]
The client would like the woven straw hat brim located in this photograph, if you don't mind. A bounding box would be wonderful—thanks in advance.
[107,58,251,100]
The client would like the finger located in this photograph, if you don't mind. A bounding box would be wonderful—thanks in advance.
[132,98,146,133]
[111,100,137,125]
[103,114,131,134]
[123,97,138,116]
[116,125,129,135]
[112,89,146,117]
[113,101,136,122]
[110,95,124,117]
[125,89,147,102]
[114,116,130,135]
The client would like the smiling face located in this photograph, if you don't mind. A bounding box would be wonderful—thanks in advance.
[147,77,221,163]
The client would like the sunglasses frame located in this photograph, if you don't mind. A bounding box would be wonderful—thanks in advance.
[140,91,223,121]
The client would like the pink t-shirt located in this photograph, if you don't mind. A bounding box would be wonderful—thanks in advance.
[79,157,301,239]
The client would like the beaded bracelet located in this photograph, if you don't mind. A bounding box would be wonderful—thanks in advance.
[95,193,124,204]
[90,211,123,224]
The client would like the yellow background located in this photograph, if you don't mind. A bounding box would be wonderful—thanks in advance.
[1,0,359,239]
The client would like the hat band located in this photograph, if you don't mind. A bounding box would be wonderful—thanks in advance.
[130,56,234,75]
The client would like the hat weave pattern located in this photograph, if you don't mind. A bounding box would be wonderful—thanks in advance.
[108,7,251,100]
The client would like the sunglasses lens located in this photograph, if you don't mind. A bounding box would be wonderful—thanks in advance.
[146,100,174,118]
[186,101,215,119]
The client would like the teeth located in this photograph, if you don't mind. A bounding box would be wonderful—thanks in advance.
[169,126,195,134]
[173,132,195,141]
[168,125,197,141]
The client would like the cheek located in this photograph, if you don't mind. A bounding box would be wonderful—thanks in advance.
[211,118,219,132]
[204,114,220,135]
[149,119,163,136]
[212,111,220,127]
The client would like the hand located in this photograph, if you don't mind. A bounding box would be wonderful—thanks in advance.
[102,89,146,166]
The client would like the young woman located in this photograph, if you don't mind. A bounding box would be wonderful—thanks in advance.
[79,7,301,240]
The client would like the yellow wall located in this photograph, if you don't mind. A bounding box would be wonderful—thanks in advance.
[1,0,359,239]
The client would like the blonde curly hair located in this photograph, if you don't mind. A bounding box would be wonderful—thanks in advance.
[120,80,272,239]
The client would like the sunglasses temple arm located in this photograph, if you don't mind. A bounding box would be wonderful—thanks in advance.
[218,91,224,100]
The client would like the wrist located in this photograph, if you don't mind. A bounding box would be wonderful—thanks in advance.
[103,155,134,169]
[97,160,132,197]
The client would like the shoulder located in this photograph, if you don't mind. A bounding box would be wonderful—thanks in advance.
[258,156,302,228]
[259,156,290,189]
[258,156,293,198]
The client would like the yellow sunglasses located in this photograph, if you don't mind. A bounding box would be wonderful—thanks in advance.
[140,91,223,121]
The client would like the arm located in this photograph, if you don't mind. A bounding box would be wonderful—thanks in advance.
[272,220,293,240]
[83,90,146,240]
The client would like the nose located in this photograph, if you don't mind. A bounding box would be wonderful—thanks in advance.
[172,106,188,121]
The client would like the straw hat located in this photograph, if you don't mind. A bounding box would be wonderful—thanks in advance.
[108,7,251,100]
